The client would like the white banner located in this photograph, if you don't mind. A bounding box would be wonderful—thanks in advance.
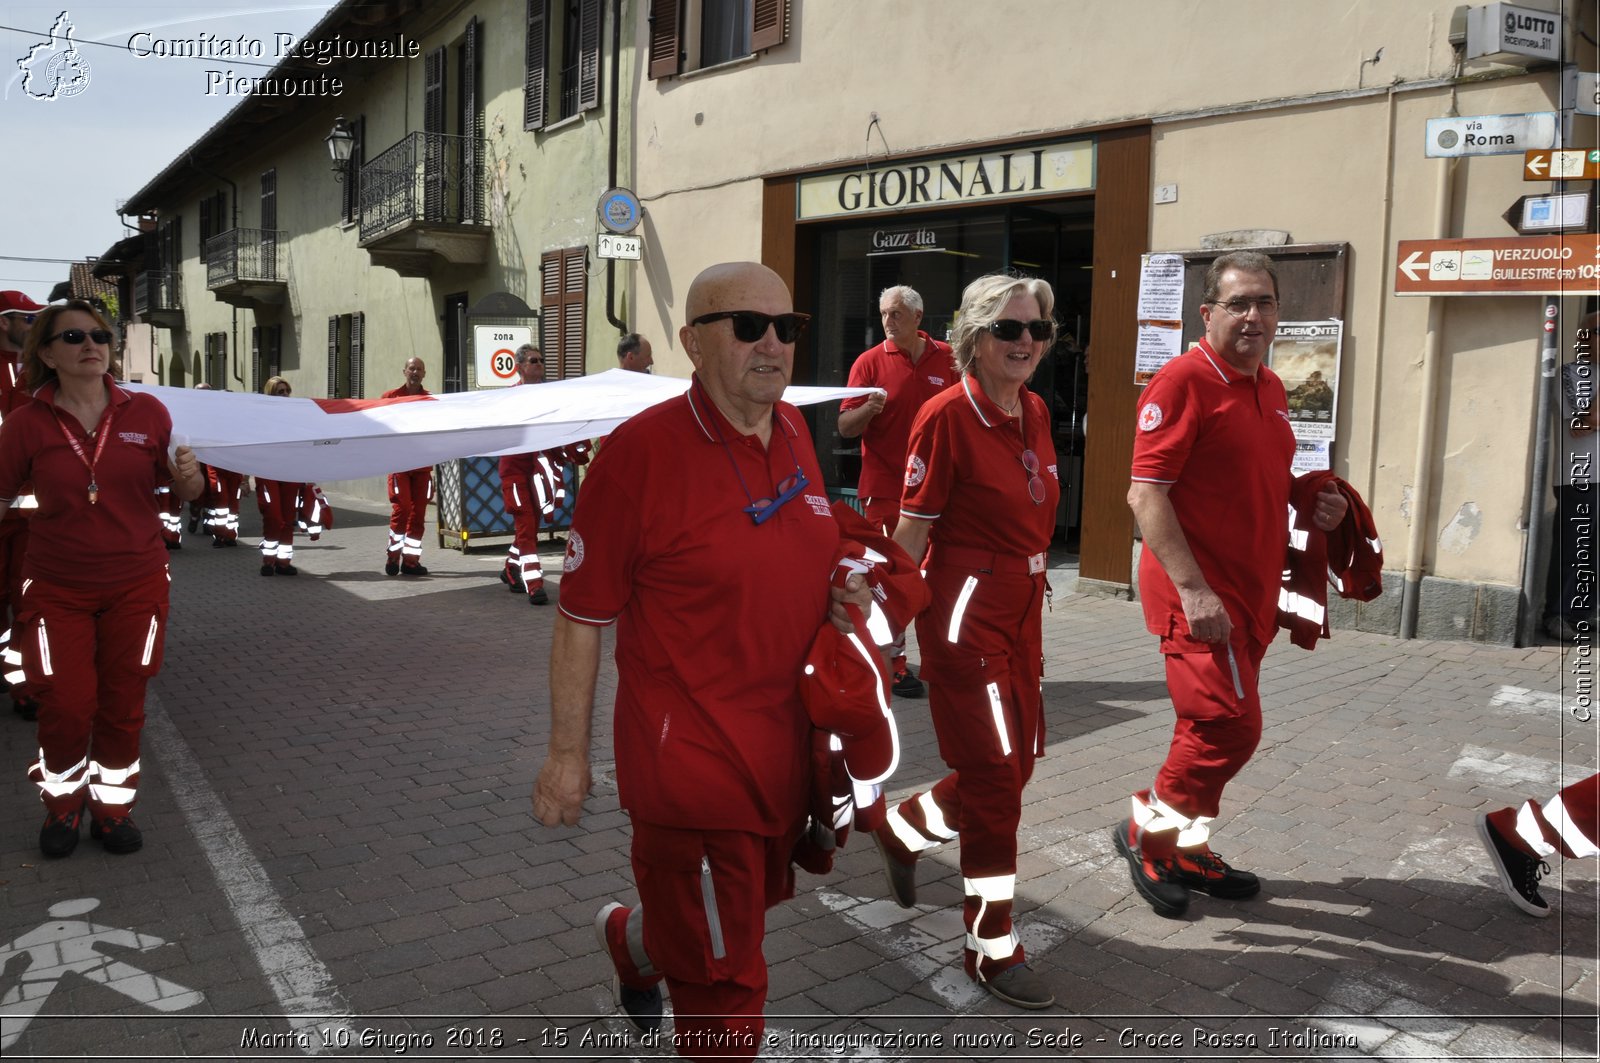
[134,370,875,483]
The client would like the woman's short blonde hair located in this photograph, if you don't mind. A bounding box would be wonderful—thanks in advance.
[949,273,1056,373]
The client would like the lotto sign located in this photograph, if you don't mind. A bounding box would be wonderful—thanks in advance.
[473,325,533,388]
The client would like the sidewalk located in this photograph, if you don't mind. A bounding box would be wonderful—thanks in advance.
[0,489,1593,1060]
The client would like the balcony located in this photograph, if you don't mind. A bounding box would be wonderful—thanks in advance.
[203,228,286,309]
[133,270,183,329]
[359,131,490,277]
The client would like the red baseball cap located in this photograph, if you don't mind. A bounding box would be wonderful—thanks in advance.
[0,291,44,316]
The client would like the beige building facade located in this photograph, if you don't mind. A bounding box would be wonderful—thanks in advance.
[622,0,1599,643]
[118,0,642,502]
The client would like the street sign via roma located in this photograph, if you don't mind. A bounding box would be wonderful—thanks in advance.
[1394,235,1600,296]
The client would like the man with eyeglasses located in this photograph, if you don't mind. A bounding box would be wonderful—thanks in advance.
[839,285,957,700]
[616,332,653,373]
[533,262,871,1059]
[497,345,588,605]
[380,357,433,577]
[1119,251,1347,919]
[0,291,44,722]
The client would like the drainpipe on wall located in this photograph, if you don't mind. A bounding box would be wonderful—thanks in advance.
[603,0,627,335]
[1397,90,1461,639]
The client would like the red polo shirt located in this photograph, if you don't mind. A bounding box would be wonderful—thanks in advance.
[901,374,1060,557]
[1131,339,1295,647]
[841,331,958,500]
[558,376,839,835]
[0,377,173,586]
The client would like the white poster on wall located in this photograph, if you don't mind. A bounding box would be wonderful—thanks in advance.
[1269,319,1344,472]
[1135,253,1185,384]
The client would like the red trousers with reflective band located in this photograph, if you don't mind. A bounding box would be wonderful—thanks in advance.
[629,820,801,1061]
[387,468,432,560]
[860,496,909,670]
[501,478,545,594]
[896,563,1046,980]
[1151,634,1267,824]
[1495,772,1600,860]
[22,566,169,818]
[0,516,38,701]
[256,480,299,560]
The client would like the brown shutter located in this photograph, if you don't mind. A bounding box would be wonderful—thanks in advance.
[341,116,364,223]
[251,326,261,392]
[350,313,365,399]
[647,0,681,79]
[462,17,483,222]
[423,47,446,220]
[751,0,788,52]
[577,0,603,110]
[524,0,547,130]
[327,316,340,398]
[560,246,587,379]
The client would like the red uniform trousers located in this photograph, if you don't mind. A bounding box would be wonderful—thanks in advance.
[256,479,299,565]
[607,820,802,1062]
[0,515,38,701]
[204,467,244,543]
[156,485,183,545]
[387,467,432,563]
[1491,772,1600,860]
[22,567,169,819]
[860,495,911,673]
[884,561,1046,980]
[500,475,547,595]
[1134,635,1267,855]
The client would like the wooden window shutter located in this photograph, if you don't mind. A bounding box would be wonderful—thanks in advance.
[251,327,262,393]
[341,116,364,223]
[462,18,483,222]
[260,169,277,230]
[647,0,681,79]
[751,0,789,52]
[350,312,366,399]
[560,247,587,380]
[539,249,561,355]
[577,0,602,111]
[327,316,340,398]
[523,0,547,130]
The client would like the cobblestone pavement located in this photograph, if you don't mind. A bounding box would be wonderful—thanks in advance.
[0,491,1594,1060]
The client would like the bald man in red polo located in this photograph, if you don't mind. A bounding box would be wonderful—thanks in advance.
[532,262,870,1061]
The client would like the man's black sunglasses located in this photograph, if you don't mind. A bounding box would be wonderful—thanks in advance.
[45,328,113,346]
[690,310,811,344]
[986,319,1054,343]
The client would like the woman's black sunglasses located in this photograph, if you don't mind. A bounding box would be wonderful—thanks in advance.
[45,328,114,346]
[986,319,1054,343]
[690,310,811,344]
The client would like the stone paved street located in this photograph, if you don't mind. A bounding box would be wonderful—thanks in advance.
[0,490,1594,1060]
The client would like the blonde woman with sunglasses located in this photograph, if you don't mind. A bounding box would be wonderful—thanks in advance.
[0,299,203,857]
[869,272,1061,1010]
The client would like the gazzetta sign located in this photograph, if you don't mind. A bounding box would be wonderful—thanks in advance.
[1394,235,1600,296]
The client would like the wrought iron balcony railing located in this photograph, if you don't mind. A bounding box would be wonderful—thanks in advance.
[360,131,487,242]
[133,270,182,317]
[203,229,283,288]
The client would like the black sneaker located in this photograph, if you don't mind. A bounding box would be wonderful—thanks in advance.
[1112,819,1189,917]
[164,539,182,551]
[275,563,298,576]
[260,563,275,576]
[593,902,663,1034]
[500,568,523,593]
[892,670,926,699]
[1477,812,1551,918]
[91,815,143,854]
[39,809,82,857]
[530,586,549,606]
[1173,845,1261,899]
[187,515,200,534]
[400,563,429,577]
[872,827,918,908]
[981,962,1055,1009]
[385,559,400,576]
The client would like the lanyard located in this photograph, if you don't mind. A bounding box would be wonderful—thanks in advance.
[49,401,116,505]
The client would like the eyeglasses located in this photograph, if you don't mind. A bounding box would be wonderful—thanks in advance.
[518,357,543,365]
[690,310,811,344]
[1211,297,1279,318]
[986,319,1054,343]
[1019,449,1046,506]
[44,328,113,346]
[744,467,810,525]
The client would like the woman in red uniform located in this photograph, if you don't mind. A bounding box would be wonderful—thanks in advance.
[0,300,203,856]
[255,376,306,576]
[870,273,1061,1009]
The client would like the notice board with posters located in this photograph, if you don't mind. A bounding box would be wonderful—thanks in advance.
[1155,242,1350,471]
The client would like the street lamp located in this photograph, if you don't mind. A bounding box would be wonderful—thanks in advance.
[325,116,354,181]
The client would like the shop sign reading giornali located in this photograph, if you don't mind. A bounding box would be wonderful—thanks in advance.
[797,140,1094,221]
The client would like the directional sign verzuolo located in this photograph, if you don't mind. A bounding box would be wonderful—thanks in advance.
[1524,149,1600,181]
[1394,235,1600,296]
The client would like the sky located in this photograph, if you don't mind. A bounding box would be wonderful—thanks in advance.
[0,3,331,301]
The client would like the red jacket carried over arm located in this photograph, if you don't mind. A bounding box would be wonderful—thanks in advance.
[1279,471,1383,650]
